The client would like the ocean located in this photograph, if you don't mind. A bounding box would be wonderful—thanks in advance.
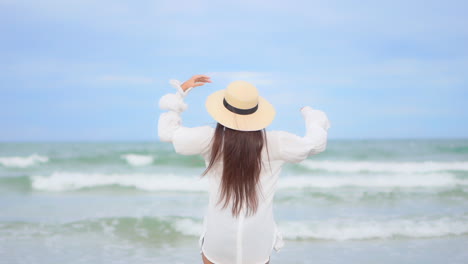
[0,139,467,264]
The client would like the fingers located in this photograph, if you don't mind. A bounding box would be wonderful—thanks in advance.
[198,77,212,83]
[186,74,212,89]
[193,75,212,83]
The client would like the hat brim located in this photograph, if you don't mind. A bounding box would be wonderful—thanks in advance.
[205,90,276,131]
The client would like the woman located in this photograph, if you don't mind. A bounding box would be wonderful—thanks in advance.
[158,75,330,264]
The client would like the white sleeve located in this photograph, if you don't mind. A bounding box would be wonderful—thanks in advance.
[157,79,214,156]
[276,106,331,163]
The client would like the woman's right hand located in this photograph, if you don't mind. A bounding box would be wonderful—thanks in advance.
[181,75,212,91]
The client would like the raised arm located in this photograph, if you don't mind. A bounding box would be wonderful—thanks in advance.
[275,106,331,163]
[158,75,214,156]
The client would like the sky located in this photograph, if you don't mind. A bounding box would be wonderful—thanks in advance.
[1,0,467,141]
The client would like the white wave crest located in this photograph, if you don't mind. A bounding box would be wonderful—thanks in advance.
[173,217,203,237]
[120,154,154,166]
[301,160,468,173]
[280,215,468,240]
[29,172,467,192]
[161,215,468,241]
[3,215,465,241]
[278,173,468,189]
[0,154,49,168]
[31,172,207,192]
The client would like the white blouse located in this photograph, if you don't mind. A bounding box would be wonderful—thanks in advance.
[158,79,331,264]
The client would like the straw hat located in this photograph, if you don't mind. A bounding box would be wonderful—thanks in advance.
[205,80,276,131]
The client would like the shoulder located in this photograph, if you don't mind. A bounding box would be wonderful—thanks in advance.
[263,130,288,161]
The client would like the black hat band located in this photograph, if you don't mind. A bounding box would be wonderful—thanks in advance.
[223,98,258,115]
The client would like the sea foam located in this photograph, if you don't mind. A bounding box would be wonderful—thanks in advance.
[2,215,466,241]
[279,173,468,189]
[29,171,467,192]
[279,215,468,240]
[301,160,468,173]
[0,154,49,168]
[30,172,207,192]
[3,215,465,241]
[120,154,154,166]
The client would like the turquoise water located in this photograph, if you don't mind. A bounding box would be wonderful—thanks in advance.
[1,139,467,263]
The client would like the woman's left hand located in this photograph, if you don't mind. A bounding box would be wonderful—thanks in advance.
[181,75,212,91]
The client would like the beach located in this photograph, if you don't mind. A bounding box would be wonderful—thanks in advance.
[1,139,467,263]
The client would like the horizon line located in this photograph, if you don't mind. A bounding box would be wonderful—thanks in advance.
[1,137,467,143]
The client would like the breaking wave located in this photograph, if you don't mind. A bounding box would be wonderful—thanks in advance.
[1,215,467,241]
[279,173,468,189]
[30,172,207,192]
[7,172,466,192]
[279,215,468,240]
[301,160,468,173]
[120,154,154,166]
[0,154,49,168]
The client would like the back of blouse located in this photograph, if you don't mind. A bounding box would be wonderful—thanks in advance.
[158,79,331,264]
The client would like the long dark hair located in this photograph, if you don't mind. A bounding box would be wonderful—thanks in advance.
[202,122,269,218]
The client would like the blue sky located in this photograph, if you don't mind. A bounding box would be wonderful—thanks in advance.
[1,0,467,141]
